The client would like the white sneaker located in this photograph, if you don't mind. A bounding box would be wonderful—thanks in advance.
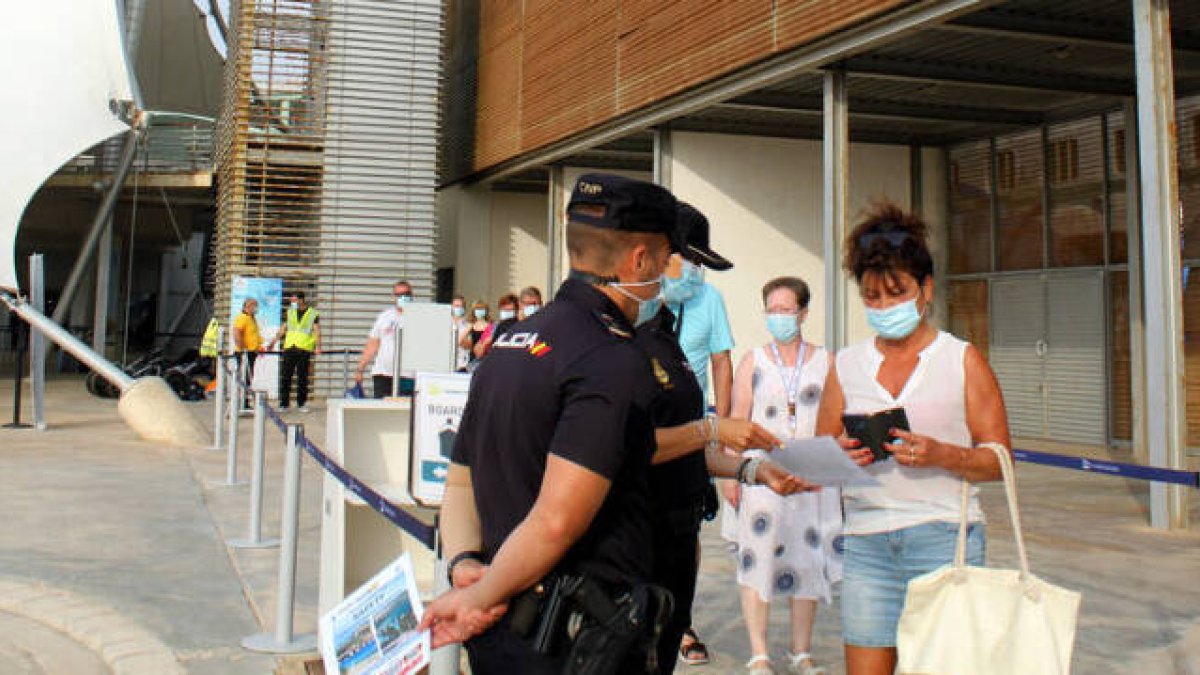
[298,406,310,414]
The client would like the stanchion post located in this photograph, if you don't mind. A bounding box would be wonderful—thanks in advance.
[243,423,317,653]
[217,353,247,487]
[29,254,46,431]
[341,348,349,393]
[230,391,279,549]
[210,338,227,451]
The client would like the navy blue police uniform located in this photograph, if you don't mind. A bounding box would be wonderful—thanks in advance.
[450,173,679,675]
[635,305,709,674]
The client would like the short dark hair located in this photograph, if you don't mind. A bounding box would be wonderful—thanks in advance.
[844,202,933,284]
[394,280,412,291]
[291,291,306,300]
[762,276,811,309]
[497,293,519,309]
[452,293,465,303]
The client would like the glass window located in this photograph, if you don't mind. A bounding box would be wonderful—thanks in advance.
[1048,119,1105,267]
[995,130,1045,271]
[947,141,992,274]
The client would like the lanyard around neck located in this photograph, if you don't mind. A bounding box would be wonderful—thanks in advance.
[769,340,807,431]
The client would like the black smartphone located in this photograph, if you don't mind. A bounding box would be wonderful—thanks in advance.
[842,407,910,462]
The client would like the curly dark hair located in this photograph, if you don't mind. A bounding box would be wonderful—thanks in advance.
[844,202,933,284]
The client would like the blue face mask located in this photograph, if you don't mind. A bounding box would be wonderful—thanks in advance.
[473,308,487,320]
[523,304,540,317]
[867,298,924,339]
[610,277,664,327]
[661,260,704,304]
[765,313,800,343]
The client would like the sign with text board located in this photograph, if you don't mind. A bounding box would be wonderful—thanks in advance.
[410,371,471,506]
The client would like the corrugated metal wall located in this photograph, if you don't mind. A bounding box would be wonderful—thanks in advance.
[466,0,905,178]
[316,0,442,393]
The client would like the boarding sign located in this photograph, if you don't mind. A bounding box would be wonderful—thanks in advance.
[320,553,429,675]
[410,371,471,506]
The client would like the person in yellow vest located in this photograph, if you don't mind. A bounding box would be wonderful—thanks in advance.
[270,291,320,412]
[199,317,220,379]
[233,298,263,407]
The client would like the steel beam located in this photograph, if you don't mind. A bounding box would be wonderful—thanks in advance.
[1123,100,1148,469]
[1133,0,1187,529]
[824,70,850,352]
[52,130,139,325]
[652,128,673,188]
[29,254,46,431]
[718,96,1045,127]
[546,165,564,292]
[937,10,1200,56]
[92,216,113,356]
[844,55,1134,97]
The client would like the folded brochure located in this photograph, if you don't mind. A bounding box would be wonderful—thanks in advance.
[320,553,430,675]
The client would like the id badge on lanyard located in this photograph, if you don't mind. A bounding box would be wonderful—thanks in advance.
[770,341,807,436]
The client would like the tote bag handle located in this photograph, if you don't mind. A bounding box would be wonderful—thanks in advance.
[954,443,1030,579]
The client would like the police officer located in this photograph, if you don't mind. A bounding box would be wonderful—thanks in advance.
[419,174,683,674]
[639,204,816,673]
[270,291,320,411]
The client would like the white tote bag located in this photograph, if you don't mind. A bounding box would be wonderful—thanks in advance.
[896,444,1081,675]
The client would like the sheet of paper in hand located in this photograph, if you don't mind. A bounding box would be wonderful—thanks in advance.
[771,436,882,488]
[320,553,430,675]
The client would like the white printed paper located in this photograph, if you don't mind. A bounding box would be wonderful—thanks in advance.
[320,554,430,675]
[771,436,882,488]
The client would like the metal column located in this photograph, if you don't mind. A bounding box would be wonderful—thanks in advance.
[1132,0,1187,529]
[823,69,850,351]
[1123,101,1148,468]
[29,254,46,430]
[92,215,113,356]
[546,165,565,291]
[653,128,673,188]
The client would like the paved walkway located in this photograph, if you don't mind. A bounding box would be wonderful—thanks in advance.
[0,377,1198,673]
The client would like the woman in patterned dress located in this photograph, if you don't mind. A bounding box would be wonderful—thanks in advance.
[728,276,843,675]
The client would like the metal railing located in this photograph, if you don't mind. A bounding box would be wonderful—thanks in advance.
[63,115,215,175]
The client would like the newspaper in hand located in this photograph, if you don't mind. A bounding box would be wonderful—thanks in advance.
[320,553,430,675]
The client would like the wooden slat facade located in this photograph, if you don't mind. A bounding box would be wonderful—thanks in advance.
[472,0,906,173]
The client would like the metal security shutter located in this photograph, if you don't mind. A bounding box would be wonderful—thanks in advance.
[317,0,443,395]
[1044,271,1106,445]
[990,275,1046,440]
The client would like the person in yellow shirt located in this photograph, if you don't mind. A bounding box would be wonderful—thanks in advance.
[232,298,262,406]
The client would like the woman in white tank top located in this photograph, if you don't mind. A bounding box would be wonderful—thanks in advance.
[814,203,1011,675]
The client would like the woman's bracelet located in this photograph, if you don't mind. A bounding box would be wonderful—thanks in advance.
[705,414,720,451]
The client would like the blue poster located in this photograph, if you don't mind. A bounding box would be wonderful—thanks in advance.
[229,275,284,338]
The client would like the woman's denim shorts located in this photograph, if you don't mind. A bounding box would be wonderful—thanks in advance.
[841,520,985,648]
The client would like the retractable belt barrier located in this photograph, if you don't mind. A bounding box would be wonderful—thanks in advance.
[1013,448,1200,488]
[263,404,438,549]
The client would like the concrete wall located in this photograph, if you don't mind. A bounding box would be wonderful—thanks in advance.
[487,191,548,302]
[668,131,944,365]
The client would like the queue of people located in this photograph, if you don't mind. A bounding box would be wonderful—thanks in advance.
[419,173,1012,675]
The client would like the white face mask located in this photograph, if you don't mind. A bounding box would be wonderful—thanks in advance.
[498,309,516,321]
[289,302,299,311]
[608,277,664,327]
[395,295,412,309]
[523,304,540,317]
[451,306,465,318]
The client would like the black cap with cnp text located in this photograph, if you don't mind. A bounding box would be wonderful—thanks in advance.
[567,173,681,251]
[676,201,733,271]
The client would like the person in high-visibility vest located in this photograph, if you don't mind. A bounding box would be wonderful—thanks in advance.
[270,291,320,412]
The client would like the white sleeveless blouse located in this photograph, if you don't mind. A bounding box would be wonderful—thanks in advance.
[836,331,983,535]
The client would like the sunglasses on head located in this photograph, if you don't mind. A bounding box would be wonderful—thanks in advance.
[858,229,911,249]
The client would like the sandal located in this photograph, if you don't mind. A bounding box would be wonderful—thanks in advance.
[679,628,710,665]
[746,654,774,674]
[786,652,826,675]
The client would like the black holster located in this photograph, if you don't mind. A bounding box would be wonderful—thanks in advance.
[563,578,674,675]
[507,574,674,675]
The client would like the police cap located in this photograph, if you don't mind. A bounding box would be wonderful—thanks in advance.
[676,201,733,271]
[567,173,681,251]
